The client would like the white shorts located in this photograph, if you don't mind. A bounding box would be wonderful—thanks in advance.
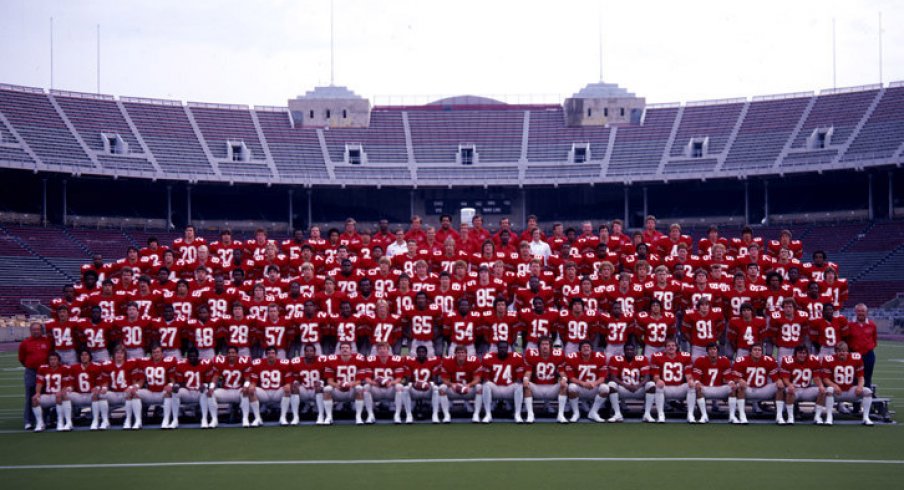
[324,384,362,402]
[254,388,284,405]
[163,349,183,360]
[36,393,60,408]
[101,391,127,405]
[789,386,821,402]
[296,386,320,402]
[440,384,480,400]
[658,384,689,399]
[527,382,561,400]
[90,349,110,363]
[213,388,243,404]
[68,392,94,407]
[568,383,608,399]
[700,385,732,400]
[177,388,205,404]
[409,383,437,400]
[409,340,435,357]
[608,382,654,400]
[484,382,522,400]
[367,384,403,401]
[137,389,166,405]
[830,386,872,402]
[743,384,777,400]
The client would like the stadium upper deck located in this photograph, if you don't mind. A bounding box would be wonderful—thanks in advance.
[0,81,902,187]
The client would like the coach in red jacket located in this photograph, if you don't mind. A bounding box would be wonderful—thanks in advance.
[18,323,51,430]
[848,303,878,388]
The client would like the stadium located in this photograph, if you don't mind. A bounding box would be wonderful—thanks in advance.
[1,1,903,489]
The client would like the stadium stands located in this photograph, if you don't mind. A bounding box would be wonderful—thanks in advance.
[526,106,611,163]
[607,106,679,177]
[724,94,812,170]
[322,108,409,164]
[407,106,525,164]
[843,85,904,162]
[254,108,328,179]
[121,98,214,175]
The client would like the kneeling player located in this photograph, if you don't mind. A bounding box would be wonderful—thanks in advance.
[365,342,410,424]
[248,346,293,427]
[323,341,368,425]
[32,352,71,432]
[691,343,734,424]
[731,343,785,425]
[173,348,215,429]
[211,346,252,427]
[564,340,609,422]
[481,341,525,423]
[607,343,654,422]
[821,341,873,426]
[781,344,826,425]
[290,344,327,425]
[650,338,696,423]
[439,345,483,423]
[406,345,442,422]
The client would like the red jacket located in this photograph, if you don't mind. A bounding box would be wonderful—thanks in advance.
[847,319,878,354]
[19,336,52,370]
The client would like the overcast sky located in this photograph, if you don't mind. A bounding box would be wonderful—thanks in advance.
[1,0,901,106]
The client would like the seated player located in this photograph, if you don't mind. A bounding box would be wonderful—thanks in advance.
[731,343,785,425]
[821,341,873,426]
[364,342,411,424]
[323,341,368,425]
[66,349,104,430]
[132,344,178,430]
[97,347,135,429]
[691,343,734,424]
[31,352,71,432]
[439,345,484,423]
[650,338,696,423]
[173,347,215,429]
[247,346,293,427]
[290,343,328,425]
[481,341,525,424]
[607,343,654,422]
[781,344,826,425]
[211,346,253,427]
[406,345,442,422]
[564,340,609,422]
[523,336,568,423]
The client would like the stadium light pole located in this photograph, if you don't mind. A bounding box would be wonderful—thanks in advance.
[623,186,630,229]
[889,171,894,219]
[868,173,874,220]
[62,179,67,227]
[744,180,750,225]
[288,189,294,232]
[763,180,770,226]
[41,178,48,227]
[166,185,173,230]
[307,188,313,229]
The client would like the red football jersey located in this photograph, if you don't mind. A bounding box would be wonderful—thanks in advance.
[564,352,608,383]
[608,355,650,384]
[174,359,214,390]
[99,359,139,392]
[213,355,251,389]
[780,355,821,388]
[650,351,693,386]
[402,304,443,342]
[138,356,177,392]
[330,313,364,344]
[249,358,293,389]
[635,312,676,348]
[682,308,725,348]
[113,316,154,350]
[480,310,520,344]
[325,354,368,385]
[293,313,327,346]
[291,356,327,389]
[406,356,442,384]
[37,364,69,394]
[220,315,254,349]
[731,355,780,388]
[692,356,732,387]
[523,348,566,385]
[186,318,219,350]
[153,318,186,350]
[809,316,849,348]
[440,356,483,384]
[443,311,482,346]
[519,308,559,344]
[481,352,524,387]
[367,355,408,383]
[769,310,810,349]
[69,362,103,393]
[822,353,864,391]
[46,318,82,351]
[727,316,768,350]
[600,312,636,345]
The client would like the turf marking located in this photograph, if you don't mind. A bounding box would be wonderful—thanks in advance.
[1,457,904,470]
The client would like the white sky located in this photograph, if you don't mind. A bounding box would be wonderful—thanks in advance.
[1,0,901,106]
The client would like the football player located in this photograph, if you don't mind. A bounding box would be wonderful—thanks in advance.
[691,343,734,424]
[650,338,696,423]
[438,345,483,423]
[821,341,873,426]
[481,341,525,423]
[564,340,609,422]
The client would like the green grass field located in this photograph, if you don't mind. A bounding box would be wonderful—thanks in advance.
[0,343,902,489]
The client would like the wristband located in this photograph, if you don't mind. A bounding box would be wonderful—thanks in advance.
[208,382,216,391]
[243,381,251,388]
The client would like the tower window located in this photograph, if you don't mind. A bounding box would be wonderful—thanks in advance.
[604,108,609,117]
[309,110,314,119]
[343,109,347,118]
[326,109,331,118]
[458,144,477,165]
[691,141,704,158]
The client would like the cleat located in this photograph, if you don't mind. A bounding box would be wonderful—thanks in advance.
[471,413,480,423]
[366,414,375,424]
[324,416,333,425]
[699,415,709,424]
[556,414,568,424]
[209,418,218,429]
[738,414,749,425]
[482,414,492,424]
[62,423,72,432]
[813,415,824,425]
[432,414,440,424]
[315,416,325,426]
[290,417,299,426]
[642,414,655,423]
[56,422,64,432]
[24,423,32,431]
[279,417,289,427]
[405,414,413,424]
[570,412,580,423]
[526,413,535,424]
[514,414,524,424]
[687,415,696,424]
[393,414,402,424]
[786,415,795,425]
[170,420,179,430]
[729,416,740,424]
[200,419,209,429]
[863,418,874,426]
[657,415,665,424]
[251,418,262,428]
[132,421,142,430]
[123,420,132,430]
[242,419,250,428]
[605,414,622,423]
[776,417,786,426]
[90,421,99,431]
[34,423,45,433]
[355,415,364,426]
[100,421,109,430]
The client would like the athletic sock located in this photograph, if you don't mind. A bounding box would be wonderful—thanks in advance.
[697,397,707,418]
[315,393,324,420]
[557,395,568,419]
[290,394,300,419]
[280,396,291,419]
[655,390,665,417]
[569,397,580,417]
[643,393,654,417]
[728,396,737,418]
[251,400,261,420]
[525,396,534,418]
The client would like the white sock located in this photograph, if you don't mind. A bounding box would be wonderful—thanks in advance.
[473,394,483,417]
[826,395,835,415]
[354,399,364,418]
[609,392,622,417]
[432,391,441,417]
[815,405,824,418]
[55,404,63,427]
[514,388,524,416]
[738,398,746,417]
[685,390,696,417]
[203,393,215,421]
[280,396,291,419]
[290,394,300,419]
[162,397,172,425]
[655,390,665,417]
[483,388,493,415]
[569,397,580,416]
[240,397,250,421]
[62,400,73,426]
[324,399,334,419]
[786,401,794,419]
[776,400,785,419]
[132,398,143,423]
[170,396,180,423]
[728,397,737,418]
[697,397,707,417]
[590,395,604,415]
[557,395,567,418]
[32,406,42,426]
[643,393,654,417]
[99,400,109,423]
[525,396,534,418]
[364,392,374,417]
[315,393,324,420]
[124,399,133,426]
[91,401,99,425]
[394,390,403,417]
[440,395,450,417]
[251,400,261,420]
[403,391,413,417]
[863,395,873,421]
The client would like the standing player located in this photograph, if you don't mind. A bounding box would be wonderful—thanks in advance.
[681,298,724,360]
[564,340,609,422]
[635,299,676,358]
[691,343,734,424]
[402,292,443,356]
[770,300,810,365]
[522,337,568,423]
[438,345,483,423]
[727,303,767,359]
[481,341,525,423]
[650,338,696,423]
[821,341,873,426]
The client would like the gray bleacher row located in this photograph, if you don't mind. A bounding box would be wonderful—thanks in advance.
[0,83,903,185]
